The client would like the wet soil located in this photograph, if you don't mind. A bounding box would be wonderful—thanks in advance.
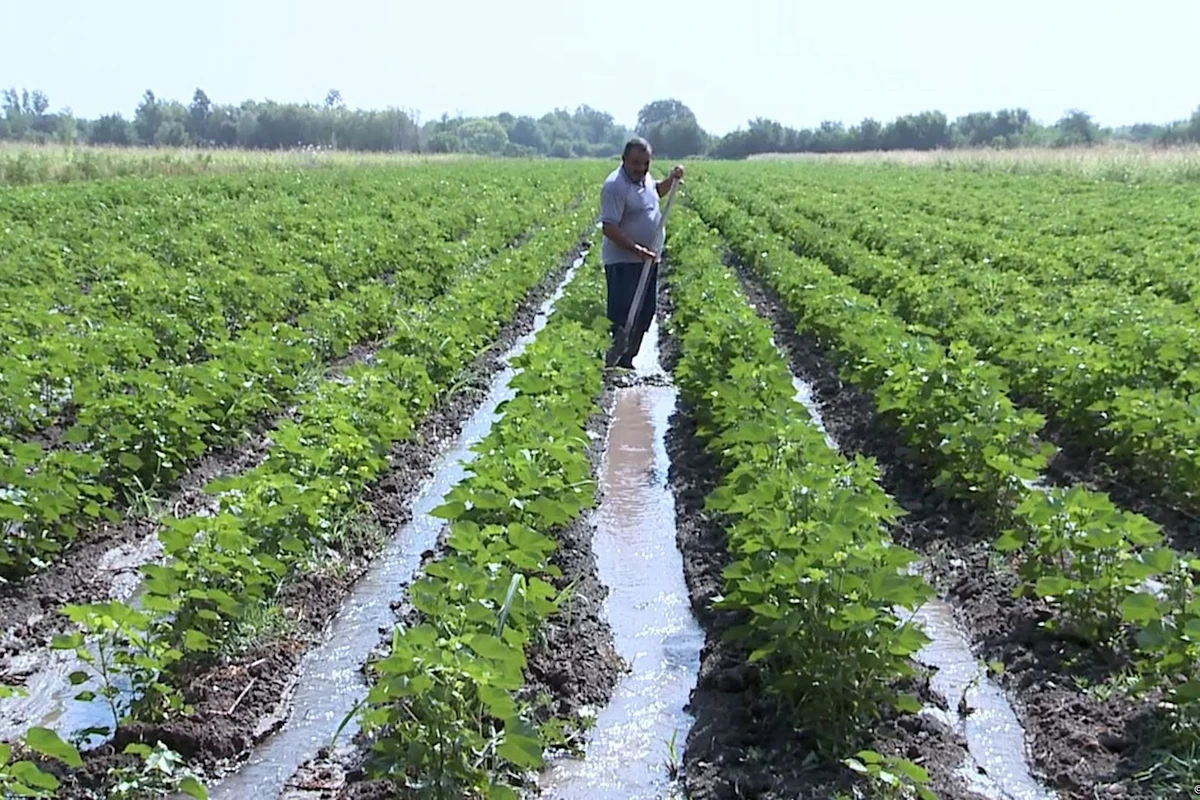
[0,421,278,682]
[37,240,596,799]
[655,273,985,800]
[283,281,625,800]
[722,252,1162,799]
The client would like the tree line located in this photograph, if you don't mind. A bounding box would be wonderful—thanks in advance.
[3,87,1198,159]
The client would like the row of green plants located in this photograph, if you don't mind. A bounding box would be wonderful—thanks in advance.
[685,185,1200,758]
[0,172,582,578]
[663,206,938,798]
[23,207,596,788]
[0,167,551,434]
[0,162,590,294]
[723,171,1200,400]
[860,170,1200,305]
[349,243,611,798]
[706,162,1200,303]
[717,176,1200,519]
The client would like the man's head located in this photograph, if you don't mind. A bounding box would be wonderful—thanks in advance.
[622,137,652,181]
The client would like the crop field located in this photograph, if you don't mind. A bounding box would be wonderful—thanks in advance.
[0,157,1198,800]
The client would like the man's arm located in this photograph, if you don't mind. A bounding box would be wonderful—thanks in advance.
[655,165,685,197]
[600,180,656,260]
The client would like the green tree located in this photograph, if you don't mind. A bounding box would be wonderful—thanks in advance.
[636,98,696,133]
[89,113,135,145]
[133,90,161,145]
[457,118,508,154]
[1055,109,1100,146]
[635,98,707,158]
[187,89,212,143]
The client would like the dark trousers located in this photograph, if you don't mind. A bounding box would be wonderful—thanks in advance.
[604,261,657,337]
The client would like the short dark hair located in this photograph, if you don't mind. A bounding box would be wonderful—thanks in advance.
[623,137,652,159]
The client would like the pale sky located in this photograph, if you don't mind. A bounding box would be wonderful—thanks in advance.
[1,0,1196,135]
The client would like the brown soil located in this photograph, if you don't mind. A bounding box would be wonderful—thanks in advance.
[655,269,987,800]
[723,252,1162,799]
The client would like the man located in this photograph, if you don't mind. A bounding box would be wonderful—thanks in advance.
[599,136,684,368]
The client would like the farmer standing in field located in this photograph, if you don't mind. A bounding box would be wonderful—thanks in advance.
[600,136,684,368]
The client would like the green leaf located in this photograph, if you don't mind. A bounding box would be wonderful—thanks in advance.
[893,694,922,714]
[1120,592,1160,624]
[179,775,209,800]
[992,530,1024,552]
[464,633,520,664]
[24,726,83,767]
[1170,680,1200,703]
[747,642,776,663]
[430,500,466,520]
[9,760,60,792]
[892,758,931,783]
[843,757,868,774]
[118,452,143,472]
[478,684,518,720]
[50,632,83,650]
[1033,575,1072,599]
[184,629,213,652]
[496,721,543,769]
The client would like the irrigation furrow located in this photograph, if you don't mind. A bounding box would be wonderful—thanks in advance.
[210,249,593,800]
[653,230,959,799]
[655,206,1061,800]
[277,238,622,799]
[730,246,1056,800]
[539,314,704,800]
[691,187,1178,797]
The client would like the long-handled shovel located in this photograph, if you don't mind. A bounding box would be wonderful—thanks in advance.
[605,178,680,368]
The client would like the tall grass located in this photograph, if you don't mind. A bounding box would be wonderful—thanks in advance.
[748,143,1200,183]
[0,142,475,186]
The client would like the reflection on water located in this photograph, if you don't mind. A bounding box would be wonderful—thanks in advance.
[541,318,704,800]
[907,600,1058,800]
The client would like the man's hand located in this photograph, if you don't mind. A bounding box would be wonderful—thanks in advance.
[603,221,658,262]
[669,164,685,182]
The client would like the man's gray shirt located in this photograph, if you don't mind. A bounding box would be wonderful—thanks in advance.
[599,165,662,265]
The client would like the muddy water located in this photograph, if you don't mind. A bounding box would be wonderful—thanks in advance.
[0,535,158,746]
[773,343,1057,800]
[540,318,704,800]
[0,486,211,744]
[905,600,1058,800]
[207,257,586,800]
